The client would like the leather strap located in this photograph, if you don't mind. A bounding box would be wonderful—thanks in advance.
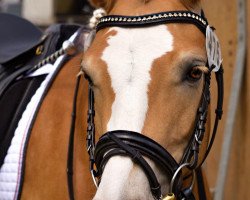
[66,27,91,200]
[196,168,207,200]
[106,132,162,199]
[180,71,211,168]
[95,130,182,198]
[96,11,208,34]
[199,66,224,166]
[67,75,82,200]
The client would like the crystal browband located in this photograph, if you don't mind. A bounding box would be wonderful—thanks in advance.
[96,11,208,33]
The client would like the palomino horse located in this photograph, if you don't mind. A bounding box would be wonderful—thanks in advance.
[6,0,223,199]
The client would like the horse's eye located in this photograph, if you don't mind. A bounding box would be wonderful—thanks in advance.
[187,67,203,82]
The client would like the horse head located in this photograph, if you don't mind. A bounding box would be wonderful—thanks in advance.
[82,0,223,199]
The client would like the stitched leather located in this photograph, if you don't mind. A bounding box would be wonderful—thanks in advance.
[96,11,208,34]
[95,130,182,196]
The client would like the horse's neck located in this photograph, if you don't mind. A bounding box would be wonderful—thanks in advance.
[21,55,95,200]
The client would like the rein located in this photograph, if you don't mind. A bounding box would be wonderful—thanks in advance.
[68,10,224,200]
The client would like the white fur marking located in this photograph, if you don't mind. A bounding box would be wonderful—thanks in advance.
[93,25,174,200]
[103,25,173,133]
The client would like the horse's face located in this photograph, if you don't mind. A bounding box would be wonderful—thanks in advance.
[83,1,207,199]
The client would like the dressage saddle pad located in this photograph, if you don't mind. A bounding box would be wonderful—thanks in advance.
[0,13,81,167]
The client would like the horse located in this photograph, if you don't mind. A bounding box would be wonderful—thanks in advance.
[0,0,224,199]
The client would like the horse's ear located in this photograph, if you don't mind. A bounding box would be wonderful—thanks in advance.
[89,0,105,8]
[88,0,113,11]
[180,0,201,11]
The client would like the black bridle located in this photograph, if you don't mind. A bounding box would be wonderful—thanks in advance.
[68,10,224,200]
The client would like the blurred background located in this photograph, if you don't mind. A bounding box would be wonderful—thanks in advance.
[0,0,93,27]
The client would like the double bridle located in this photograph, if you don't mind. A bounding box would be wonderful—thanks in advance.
[68,9,224,200]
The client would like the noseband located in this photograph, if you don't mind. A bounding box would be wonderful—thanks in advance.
[70,10,224,200]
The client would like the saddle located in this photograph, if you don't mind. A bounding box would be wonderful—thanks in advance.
[0,13,81,167]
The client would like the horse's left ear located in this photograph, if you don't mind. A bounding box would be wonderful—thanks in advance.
[180,0,202,12]
[88,0,114,12]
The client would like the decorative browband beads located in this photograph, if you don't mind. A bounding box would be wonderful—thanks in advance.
[98,12,207,25]
[96,11,208,33]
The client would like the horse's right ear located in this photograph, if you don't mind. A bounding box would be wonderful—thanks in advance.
[89,0,113,11]
[89,0,105,8]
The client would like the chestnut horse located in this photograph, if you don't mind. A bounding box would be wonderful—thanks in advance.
[5,0,223,200]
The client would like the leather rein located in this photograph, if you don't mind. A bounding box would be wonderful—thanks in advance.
[67,10,224,200]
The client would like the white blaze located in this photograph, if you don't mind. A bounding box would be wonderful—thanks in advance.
[95,25,174,200]
[103,25,173,132]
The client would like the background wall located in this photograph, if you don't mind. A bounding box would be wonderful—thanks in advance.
[0,0,92,25]
[203,0,249,199]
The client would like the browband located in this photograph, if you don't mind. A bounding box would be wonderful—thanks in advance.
[96,11,208,34]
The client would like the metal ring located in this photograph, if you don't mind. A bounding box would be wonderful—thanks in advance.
[169,163,195,194]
